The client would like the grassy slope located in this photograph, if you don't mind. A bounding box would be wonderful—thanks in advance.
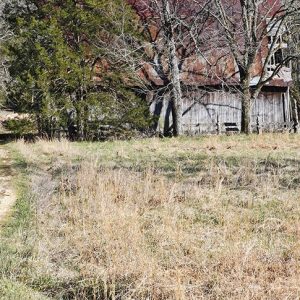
[1,134,300,299]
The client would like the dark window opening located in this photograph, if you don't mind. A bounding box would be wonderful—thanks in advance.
[271,56,275,65]
[274,49,283,64]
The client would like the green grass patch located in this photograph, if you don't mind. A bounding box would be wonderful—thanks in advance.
[0,145,50,300]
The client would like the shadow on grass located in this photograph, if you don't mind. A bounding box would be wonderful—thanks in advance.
[95,153,300,191]
[0,133,38,145]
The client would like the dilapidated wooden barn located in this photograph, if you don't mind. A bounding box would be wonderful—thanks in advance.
[131,0,295,135]
[151,86,292,134]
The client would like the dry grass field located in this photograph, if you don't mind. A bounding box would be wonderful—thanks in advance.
[1,134,300,299]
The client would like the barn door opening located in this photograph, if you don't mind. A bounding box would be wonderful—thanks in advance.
[282,93,286,126]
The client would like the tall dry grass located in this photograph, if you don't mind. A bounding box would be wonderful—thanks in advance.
[11,135,300,299]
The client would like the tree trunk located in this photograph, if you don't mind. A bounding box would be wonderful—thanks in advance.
[75,84,87,141]
[75,107,83,141]
[163,98,172,136]
[151,90,164,133]
[162,0,183,136]
[83,104,89,140]
[241,80,252,134]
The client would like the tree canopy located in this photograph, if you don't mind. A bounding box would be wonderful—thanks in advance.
[3,0,151,139]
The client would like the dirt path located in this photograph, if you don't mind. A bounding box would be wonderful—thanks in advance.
[0,146,16,224]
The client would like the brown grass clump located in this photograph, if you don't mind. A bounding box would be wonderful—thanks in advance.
[14,138,80,166]
[8,134,300,299]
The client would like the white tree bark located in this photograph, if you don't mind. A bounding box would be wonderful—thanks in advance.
[161,0,183,136]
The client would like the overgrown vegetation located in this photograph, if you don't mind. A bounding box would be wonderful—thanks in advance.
[3,0,151,140]
[2,117,36,136]
[1,134,300,299]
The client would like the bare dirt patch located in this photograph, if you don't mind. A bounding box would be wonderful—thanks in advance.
[0,147,16,224]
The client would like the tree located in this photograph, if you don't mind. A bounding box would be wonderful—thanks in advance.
[4,0,150,139]
[289,3,300,132]
[129,0,210,136]
[209,0,299,134]
[160,0,183,136]
[0,1,12,103]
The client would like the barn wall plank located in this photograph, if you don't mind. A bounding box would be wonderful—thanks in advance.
[152,89,290,134]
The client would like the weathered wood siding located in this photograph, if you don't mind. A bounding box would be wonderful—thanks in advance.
[182,91,241,134]
[252,92,291,131]
[151,90,291,134]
